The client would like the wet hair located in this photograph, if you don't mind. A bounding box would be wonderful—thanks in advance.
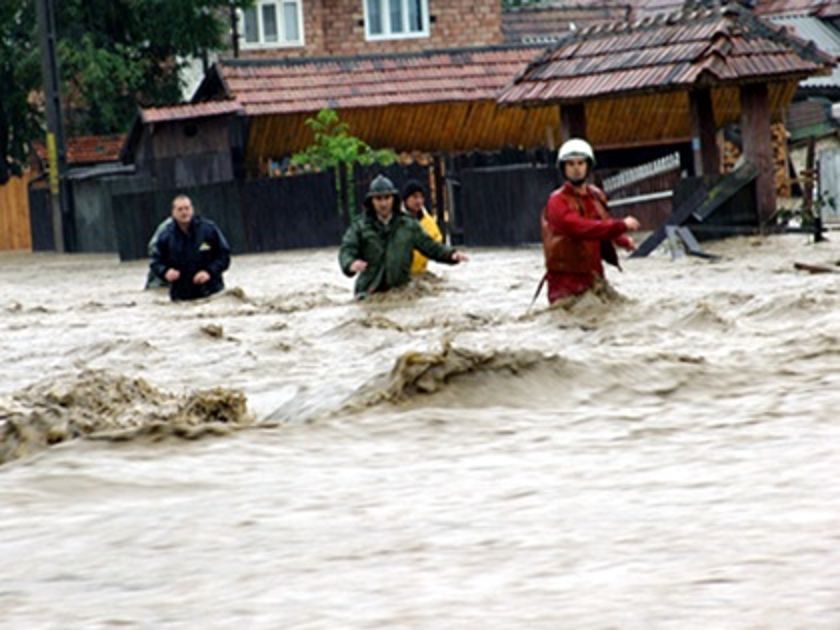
[171,194,192,209]
[401,179,426,201]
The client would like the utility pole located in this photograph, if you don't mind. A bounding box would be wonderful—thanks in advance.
[230,1,240,58]
[36,0,69,252]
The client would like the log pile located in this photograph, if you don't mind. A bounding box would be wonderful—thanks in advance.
[772,123,791,198]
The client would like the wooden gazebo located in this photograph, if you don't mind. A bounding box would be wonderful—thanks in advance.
[497,4,835,222]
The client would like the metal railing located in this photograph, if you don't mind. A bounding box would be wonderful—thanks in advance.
[602,152,681,194]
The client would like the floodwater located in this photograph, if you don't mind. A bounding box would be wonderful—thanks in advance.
[1,234,839,628]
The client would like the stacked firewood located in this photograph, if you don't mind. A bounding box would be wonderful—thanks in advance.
[772,123,791,198]
[397,151,433,166]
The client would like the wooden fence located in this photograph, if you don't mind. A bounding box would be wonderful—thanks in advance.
[455,164,559,246]
[0,172,34,251]
[820,148,839,223]
[111,171,345,261]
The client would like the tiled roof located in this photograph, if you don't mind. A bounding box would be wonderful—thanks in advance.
[502,4,630,44]
[140,100,243,124]
[629,0,684,19]
[786,98,833,130]
[818,3,840,19]
[498,4,835,106]
[754,0,834,16]
[786,98,838,140]
[208,45,544,117]
[33,134,126,165]
[631,0,836,19]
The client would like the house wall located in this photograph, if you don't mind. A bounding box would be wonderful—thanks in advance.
[71,178,119,253]
[146,118,236,188]
[151,119,231,159]
[819,147,840,222]
[0,171,34,251]
[240,0,503,59]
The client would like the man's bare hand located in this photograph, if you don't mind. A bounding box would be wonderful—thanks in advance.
[349,260,368,274]
[451,251,469,263]
[623,236,637,251]
[193,271,211,285]
[164,268,180,282]
[624,216,641,231]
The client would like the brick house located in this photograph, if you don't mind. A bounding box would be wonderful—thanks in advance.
[235,0,503,58]
[144,0,546,180]
[95,1,838,259]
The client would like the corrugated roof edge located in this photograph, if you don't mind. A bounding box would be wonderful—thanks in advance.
[745,7,838,65]
[215,42,544,70]
[502,1,630,15]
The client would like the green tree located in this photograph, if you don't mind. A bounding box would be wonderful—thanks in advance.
[0,0,40,183]
[0,0,252,182]
[291,108,396,219]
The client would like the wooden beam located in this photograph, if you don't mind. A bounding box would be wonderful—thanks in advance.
[740,83,775,225]
[560,103,587,141]
[689,88,719,176]
[631,162,758,258]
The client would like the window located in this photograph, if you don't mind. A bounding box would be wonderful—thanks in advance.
[241,0,303,48]
[364,0,428,40]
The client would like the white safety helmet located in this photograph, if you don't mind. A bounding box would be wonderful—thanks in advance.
[557,138,595,167]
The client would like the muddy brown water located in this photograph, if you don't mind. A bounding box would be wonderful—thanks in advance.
[1,235,839,628]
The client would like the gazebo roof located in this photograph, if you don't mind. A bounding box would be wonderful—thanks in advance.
[498,4,834,107]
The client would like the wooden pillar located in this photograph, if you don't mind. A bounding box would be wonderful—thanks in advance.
[689,88,719,176]
[740,83,775,225]
[432,154,448,241]
[337,162,349,220]
[560,103,587,141]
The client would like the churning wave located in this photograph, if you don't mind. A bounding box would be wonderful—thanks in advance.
[0,370,253,466]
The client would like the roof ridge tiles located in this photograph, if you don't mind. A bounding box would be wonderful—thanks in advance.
[503,1,628,13]
[556,3,739,43]
[218,42,543,70]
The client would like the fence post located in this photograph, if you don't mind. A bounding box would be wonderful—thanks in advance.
[433,155,447,242]
[336,163,347,220]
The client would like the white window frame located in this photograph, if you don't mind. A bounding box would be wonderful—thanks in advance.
[363,0,430,41]
[239,0,305,49]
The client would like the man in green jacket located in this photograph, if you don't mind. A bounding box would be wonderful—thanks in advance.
[339,175,468,298]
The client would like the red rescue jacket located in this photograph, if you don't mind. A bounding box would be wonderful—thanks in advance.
[541,182,632,301]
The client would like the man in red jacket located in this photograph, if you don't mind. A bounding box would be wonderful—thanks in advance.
[541,139,641,304]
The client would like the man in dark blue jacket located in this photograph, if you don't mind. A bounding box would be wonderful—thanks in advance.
[150,195,231,301]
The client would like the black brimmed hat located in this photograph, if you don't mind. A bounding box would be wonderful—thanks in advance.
[365,175,398,198]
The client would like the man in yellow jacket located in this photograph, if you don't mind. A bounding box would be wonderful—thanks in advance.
[401,179,443,275]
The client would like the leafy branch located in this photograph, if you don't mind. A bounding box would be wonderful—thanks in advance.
[291,109,396,218]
